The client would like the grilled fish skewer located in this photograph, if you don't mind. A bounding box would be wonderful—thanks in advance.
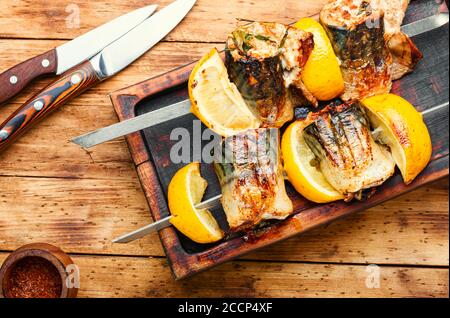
[214,129,293,232]
[112,102,447,243]
[226,22,315,127]
[373,0,423,80]
[320,0,393,101]
[303,101,396,201]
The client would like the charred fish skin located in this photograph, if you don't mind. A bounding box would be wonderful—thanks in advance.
[225,22,315,127]
[213,129,293,232]
[303,102,395,201]
[225,50,288,125]
[386,25,423,80]
[371,0,423,80]
[320,0,393,101]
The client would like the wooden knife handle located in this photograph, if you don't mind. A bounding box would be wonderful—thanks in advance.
[0,60,101,152]
[0,49,58,105]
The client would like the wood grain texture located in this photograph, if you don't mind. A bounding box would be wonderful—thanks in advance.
[0,60,100,152]
[0,0,328,41]
[0,49,57,105]
[0,252,447,298]
[0,0,448,297]
[0,173,447,266]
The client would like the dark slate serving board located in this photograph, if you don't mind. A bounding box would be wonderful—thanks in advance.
[111,0,449,279]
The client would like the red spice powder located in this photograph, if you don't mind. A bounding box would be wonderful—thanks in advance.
[5,256,62,298]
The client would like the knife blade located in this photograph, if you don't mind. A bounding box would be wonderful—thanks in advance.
[402,12,449,37]
[0,4,158,105]
[91,0,197,78]
[0,0,196,153]
[72,13,448,149]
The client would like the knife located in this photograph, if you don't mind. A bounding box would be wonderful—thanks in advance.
[0,4,158,105]
[111,99,448,244]
[0,0,197,153]
[72,12,450,149]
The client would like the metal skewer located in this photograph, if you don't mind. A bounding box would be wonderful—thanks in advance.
[112,195,222,243]
[112,102,449,244]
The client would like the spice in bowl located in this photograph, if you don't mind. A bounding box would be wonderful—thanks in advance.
[5,256,62,298]
[0,243,78,298]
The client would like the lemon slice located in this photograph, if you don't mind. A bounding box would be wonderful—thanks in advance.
[281,120,344,203]
[168,163,224,244]
[189,48,261,137]
[294,18,344,101]
[362,94,432,184]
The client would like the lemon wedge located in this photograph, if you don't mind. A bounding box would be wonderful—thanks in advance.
[168,162,224,244]
[362,93,432,184]
[281,120,344,203]
[294,18,344,101]
[189,48,261,137]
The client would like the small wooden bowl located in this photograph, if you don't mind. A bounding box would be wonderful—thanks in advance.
[0,243,78,298]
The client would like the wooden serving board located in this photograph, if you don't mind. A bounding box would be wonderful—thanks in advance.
[111,0,449,279]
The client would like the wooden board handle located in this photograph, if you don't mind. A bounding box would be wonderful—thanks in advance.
[0,60,101,152]
[0,49,58,105]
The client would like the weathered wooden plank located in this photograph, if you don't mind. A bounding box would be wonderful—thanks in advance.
[248,178,449,266]
[0,175,163,256]
[0,253,446,298]
[0,175,447,266]
[0,0,328,42]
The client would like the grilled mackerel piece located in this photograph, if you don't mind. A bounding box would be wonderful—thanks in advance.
[226,22,315,128]
[373,0,423,80]
[214,129,293,232]
[303,102,395,201]
[320,0,393,101]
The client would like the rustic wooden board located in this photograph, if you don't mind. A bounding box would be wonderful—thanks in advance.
[0,252,447,298]
[111,1,449,279]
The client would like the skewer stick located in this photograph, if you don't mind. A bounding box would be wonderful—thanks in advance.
[112,195,222,243]
[112,102,449,244]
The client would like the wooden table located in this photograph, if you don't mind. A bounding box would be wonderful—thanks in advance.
[0,0,448,298]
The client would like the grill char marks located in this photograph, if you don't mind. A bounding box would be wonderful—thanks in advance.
[226,22,315,128]
[303,102,396,201]
[320,0,393,101]
[214,129,293,232]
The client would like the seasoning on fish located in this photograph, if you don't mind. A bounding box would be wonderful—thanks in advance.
[320,0,393,101]
[303,101,396,201]
[214,129,293,232]
[225,22,315,128]
[371,0,423,80]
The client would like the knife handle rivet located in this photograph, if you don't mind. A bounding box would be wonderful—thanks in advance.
[9,76,18,85]
[33,101,44,111]
[41,59,50,68]
[0,130,9,141]
[71,74,82,85]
